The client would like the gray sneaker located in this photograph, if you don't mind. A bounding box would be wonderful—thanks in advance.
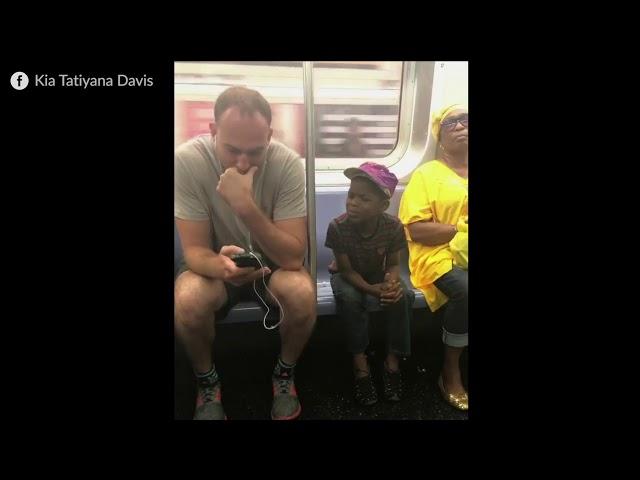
[271,372,301,420]
[193,381,226,420]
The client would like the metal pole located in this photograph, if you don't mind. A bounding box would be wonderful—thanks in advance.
[302,62,317,284]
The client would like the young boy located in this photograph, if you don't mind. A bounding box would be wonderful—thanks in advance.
[325,162,414,405]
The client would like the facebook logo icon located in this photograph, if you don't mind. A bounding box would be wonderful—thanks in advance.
[10,72,29,90]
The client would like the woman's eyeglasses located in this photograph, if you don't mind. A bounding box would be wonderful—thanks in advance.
[441,115,468,131]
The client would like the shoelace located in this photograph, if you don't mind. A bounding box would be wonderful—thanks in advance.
[275,376,293,395]
[199,382,219,403]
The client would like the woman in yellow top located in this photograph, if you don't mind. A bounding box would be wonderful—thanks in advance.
[398,104,469,411]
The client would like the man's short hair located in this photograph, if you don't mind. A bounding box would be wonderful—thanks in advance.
[214,86,272,125]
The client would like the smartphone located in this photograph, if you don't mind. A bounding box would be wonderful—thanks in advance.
[231,253,262,269]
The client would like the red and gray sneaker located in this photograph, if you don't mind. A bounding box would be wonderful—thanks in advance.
[271,372,301,420]
[193,380,226,420]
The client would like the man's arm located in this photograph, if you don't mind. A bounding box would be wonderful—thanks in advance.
[176,218,229,278]
[407,220,457,246]
[216,165,306,270]
[175,218,268,284]
[236,204,306,270]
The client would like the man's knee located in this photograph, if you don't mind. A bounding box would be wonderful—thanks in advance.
[174,273,226,328]
[271,269,316,320]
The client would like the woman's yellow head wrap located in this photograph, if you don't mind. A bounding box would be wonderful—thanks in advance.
[431,104,468,141]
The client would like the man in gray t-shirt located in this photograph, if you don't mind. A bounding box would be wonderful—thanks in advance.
[174,87,316,421]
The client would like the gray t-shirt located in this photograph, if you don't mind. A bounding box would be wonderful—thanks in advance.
[175,134,307,262]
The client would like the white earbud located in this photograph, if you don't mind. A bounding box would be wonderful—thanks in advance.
[249,251,284,330]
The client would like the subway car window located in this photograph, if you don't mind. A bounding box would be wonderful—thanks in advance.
[174,61,305,153]
[312,61,403,162]
[174,61,403,167]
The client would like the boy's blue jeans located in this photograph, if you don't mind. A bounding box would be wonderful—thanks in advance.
[330,273,414,356]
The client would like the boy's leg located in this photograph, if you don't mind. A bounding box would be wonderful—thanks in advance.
[330,273,378,405]
[330,273,370,359]
[384,279,414,360]
[381,280,414,401]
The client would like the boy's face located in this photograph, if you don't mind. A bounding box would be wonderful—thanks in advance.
[346,177,388,225]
